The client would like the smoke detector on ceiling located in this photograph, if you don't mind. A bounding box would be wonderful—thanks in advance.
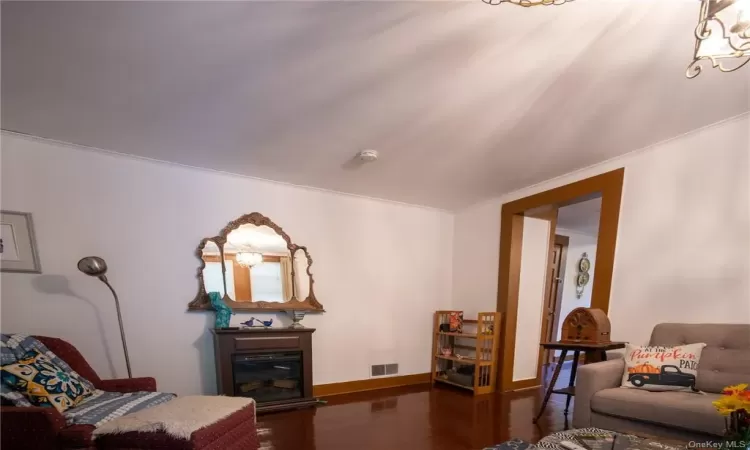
[357,150,379,162]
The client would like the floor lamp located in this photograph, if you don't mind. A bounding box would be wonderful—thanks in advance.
[77,256,132,378]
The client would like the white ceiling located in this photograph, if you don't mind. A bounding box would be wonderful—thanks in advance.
[2,0,748,210]
[557,197,601,236]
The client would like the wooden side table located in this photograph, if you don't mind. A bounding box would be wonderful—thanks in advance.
[533,341,626,423]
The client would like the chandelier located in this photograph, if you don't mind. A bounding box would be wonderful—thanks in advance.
[481,0,750,77]
[235,252,263,268]
[687,0,750,77]
[481,0,573,6]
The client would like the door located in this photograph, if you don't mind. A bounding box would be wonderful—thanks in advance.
[543,235,568,365]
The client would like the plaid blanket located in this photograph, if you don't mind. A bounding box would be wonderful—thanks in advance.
[64,390,176,427]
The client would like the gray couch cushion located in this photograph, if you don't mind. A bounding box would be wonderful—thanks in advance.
[649,323,750,393]
[591,388,724,436]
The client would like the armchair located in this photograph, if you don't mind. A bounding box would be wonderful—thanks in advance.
[1,336,157,450]
[573,323,750,441]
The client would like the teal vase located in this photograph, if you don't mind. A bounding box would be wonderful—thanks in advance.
[208,292,233,328]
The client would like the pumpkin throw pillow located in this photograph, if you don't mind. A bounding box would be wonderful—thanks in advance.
[1,349,94,412]
[621,343,706,392]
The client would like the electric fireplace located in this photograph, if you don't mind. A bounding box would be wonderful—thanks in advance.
[212,327,317,413]
[233,352,302,402]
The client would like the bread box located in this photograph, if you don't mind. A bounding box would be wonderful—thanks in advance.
[560,307,611,344]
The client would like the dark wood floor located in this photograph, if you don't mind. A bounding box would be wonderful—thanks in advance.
[256,365,572,450]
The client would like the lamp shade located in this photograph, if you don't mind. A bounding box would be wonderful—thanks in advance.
[77,256,108,277]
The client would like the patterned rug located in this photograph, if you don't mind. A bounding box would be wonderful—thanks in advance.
[484,438,534,450]
[484,427,684,450]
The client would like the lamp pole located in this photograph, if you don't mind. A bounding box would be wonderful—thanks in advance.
[77,256,132,378]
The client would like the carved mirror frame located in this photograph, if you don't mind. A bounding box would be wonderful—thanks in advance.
[187,212,324,312]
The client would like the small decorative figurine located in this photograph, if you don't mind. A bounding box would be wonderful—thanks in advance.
[441,347,452,356]
[287,310,306,329]
[448,311,463,333]
[209,292,233,328]
[242,317,274,328]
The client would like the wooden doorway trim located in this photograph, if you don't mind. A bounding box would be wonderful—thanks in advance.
[495,168,624,392]
[527,208,558,388]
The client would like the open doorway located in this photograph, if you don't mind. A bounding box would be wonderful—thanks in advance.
[546,196,601,368]
[496,169,623,393]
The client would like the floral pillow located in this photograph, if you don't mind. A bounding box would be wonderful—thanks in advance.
[1,349,95,412]
[621,343,706,392]
[1,334,97,394]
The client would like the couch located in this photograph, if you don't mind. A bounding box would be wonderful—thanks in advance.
[574,323,750,442]
[1,336,157,450]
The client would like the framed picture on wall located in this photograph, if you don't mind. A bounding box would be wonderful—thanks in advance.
[0,211,42,273]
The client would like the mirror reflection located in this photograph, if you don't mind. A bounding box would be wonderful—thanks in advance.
[202,241,228,297]
[293,248,310,302]
[220,224,293,303]
[189,211,324,312]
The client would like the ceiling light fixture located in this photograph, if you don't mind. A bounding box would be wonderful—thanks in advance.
[687,0,750,77]
[236,252,263,268]
[481,0,749,78]
[357,149,379,162]
[481,0,573,6]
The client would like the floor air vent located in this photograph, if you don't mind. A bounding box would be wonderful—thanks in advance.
[371,363,398,377]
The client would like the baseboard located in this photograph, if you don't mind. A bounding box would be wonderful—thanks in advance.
[505,378,542,392]
[313,373,431,397]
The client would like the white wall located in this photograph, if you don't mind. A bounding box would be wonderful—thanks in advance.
[555,228,597,341]
[0,133,454,395]
[513,217,550,382]
[452,114,750,347]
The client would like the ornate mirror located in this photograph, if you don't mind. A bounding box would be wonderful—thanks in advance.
[188,212,324,312]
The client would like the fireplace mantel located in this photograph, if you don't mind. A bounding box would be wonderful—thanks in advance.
[213,327,316,335]
[211,327,318,413]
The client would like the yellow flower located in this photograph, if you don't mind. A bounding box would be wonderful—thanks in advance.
[715,406,735,416]
[713,385,750,416]
[713,395,747,415]
[722,384,749,396]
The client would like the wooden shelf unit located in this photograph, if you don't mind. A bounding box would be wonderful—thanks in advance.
[430,310,501,395]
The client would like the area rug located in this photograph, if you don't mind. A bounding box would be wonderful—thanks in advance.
[483,427,685,450]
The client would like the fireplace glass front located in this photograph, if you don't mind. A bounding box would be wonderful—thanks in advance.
[232,352,303,403]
